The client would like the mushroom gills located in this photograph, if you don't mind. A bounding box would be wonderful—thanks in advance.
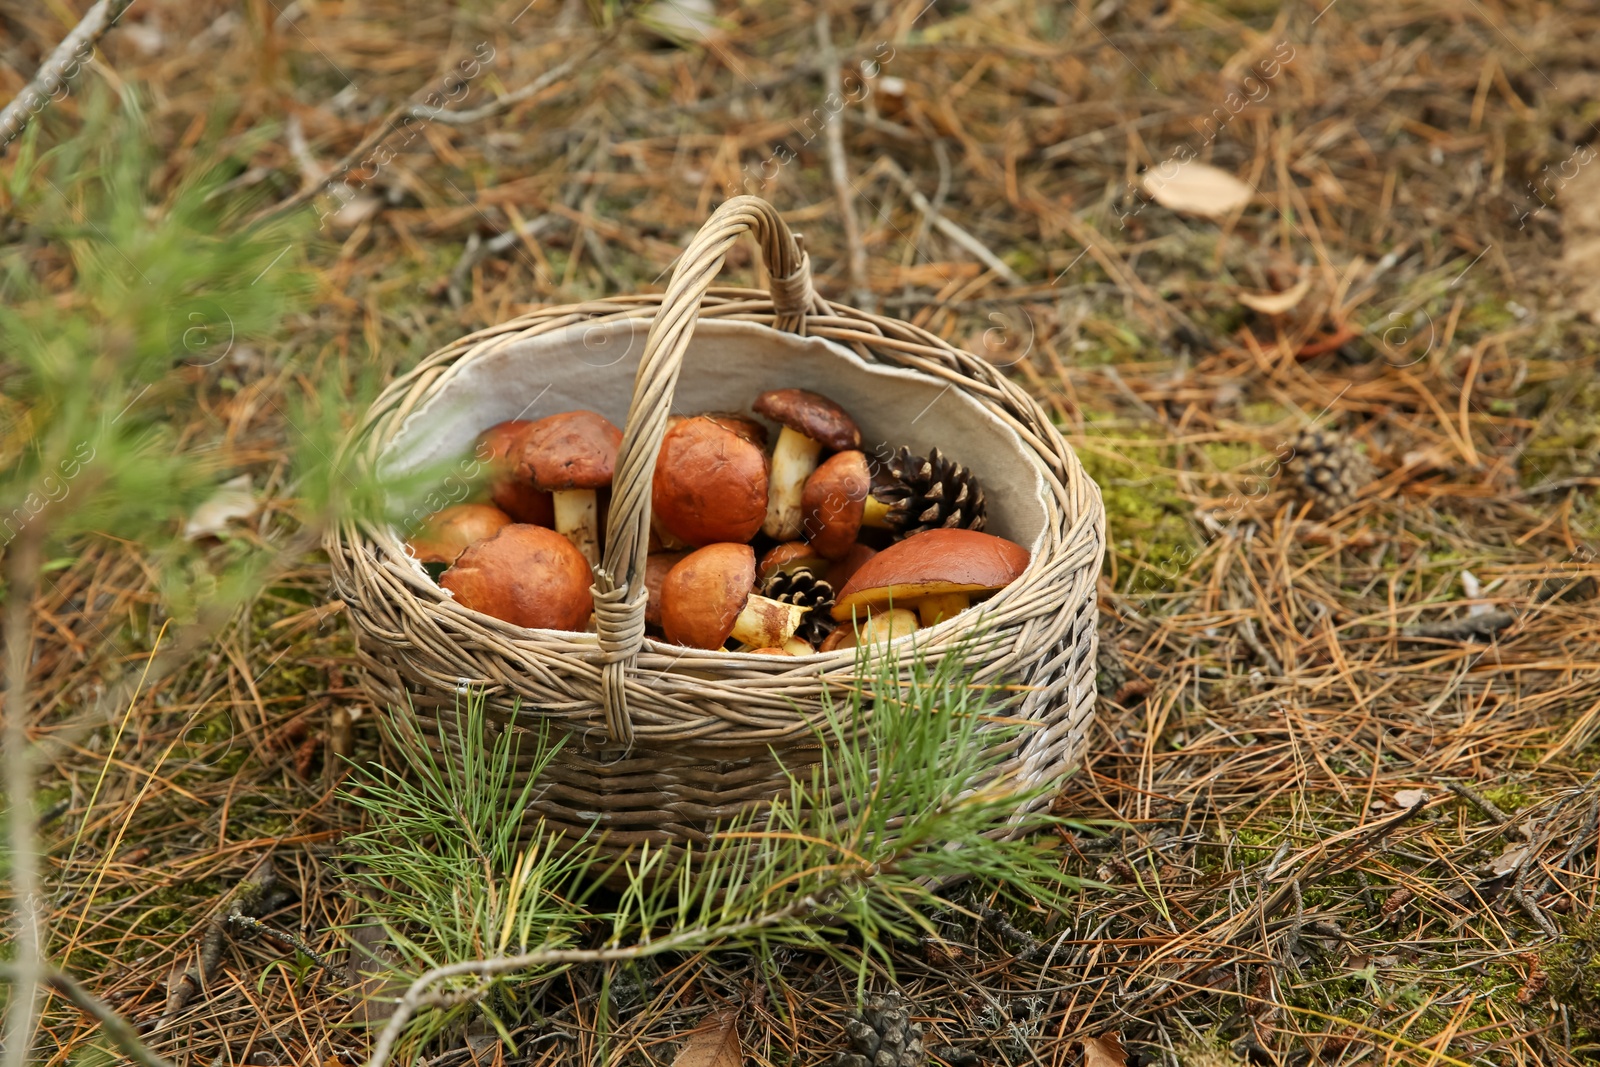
[729,594,809,648]
[762,427,824,540]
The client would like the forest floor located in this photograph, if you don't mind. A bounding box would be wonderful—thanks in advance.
[5,0,1600,1064]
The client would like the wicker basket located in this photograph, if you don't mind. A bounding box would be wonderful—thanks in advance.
[327,196,1104,858]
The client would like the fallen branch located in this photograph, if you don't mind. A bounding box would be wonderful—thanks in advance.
[816,11,872,311]
[0,0,136,149]
[1402,610,1517,641]
[156,855,292,1028]
[876,157,1024,285]
[1446,781,1531,840]
[363,895,823,1067]
[248,42,602,227]
[0,963,174,1067]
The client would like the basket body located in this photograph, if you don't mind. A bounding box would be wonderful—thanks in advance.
[327,199,1104,858]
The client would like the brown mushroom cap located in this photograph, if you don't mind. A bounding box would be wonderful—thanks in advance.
[408,503,513,564]
[440,524,593,631]
[752,389,861,452]
[801,450,870,559]
[652,417,769,546]
[519,411,622,491]
[758,541,829,583]
[832,528,1029,621]
[669,411,769,449]
[644,551,689,630]
[826,543,878,590]
[476,420,555,525]
[660,543,757,649]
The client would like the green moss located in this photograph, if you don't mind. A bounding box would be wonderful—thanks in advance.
[1479,783,1532,813]
[1075,427,1194,593]
[1545,911,1600,1032]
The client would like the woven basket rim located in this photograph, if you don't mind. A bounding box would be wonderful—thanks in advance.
[326,196,1105,755]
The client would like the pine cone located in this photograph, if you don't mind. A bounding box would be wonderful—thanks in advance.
[875,447,987,539]
[1285,429,1373,516]
[761,567,836,647]
[1095,641,1127,698]
[833,993,926,1067]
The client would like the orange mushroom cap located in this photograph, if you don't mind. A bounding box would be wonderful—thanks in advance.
[475,420,555,526]
[440,524,593,631]
[519,410,622,492]
[660,543,757,650]
[831,528,1029,621]
[408,503,513,564]
[652,417,769,546]
[801,450,870,559]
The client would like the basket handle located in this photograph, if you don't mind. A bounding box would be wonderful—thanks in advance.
[592,196,820,747]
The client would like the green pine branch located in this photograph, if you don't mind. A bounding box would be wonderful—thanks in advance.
[341,642,1096,1066]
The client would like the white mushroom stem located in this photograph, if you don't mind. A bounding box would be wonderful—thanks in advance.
[913,593,970,628]
[861,495,894,529]
[729,595,808,648]
[552,489,600,568]
[762,427,824,540]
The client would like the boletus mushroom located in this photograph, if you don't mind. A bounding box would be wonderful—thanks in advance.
[408,503,512,565]
[660,543,808,650]
[817,608,918,652]
[801,449,870,559]
[832,528,1029,629]
[749,637,815,656]
[652,416,769,546]
[753,388,861,540]
[475,420,555,526]
[440,524,592,631]
[644,551,689,630]
[518,411,622,568]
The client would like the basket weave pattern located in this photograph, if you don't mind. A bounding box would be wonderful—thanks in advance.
[326,197,1104,854]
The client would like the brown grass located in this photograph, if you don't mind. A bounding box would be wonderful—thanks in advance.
[4,0,1599,1063]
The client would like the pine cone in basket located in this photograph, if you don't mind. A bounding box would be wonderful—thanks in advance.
[1285,429,1374,516]
[872,447,987,540]
[833,993,927,1067]
[762,566,836,647]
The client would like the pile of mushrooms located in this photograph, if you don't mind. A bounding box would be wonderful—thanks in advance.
[405,388,1029,653]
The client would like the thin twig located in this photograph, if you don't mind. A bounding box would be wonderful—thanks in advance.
[1402,610,1517,640]
[0,965,175,1067]
[1446,780,1516,831]
[2,526,44,1067]
[816,11,872,311]
[227,915,339,976]
[876,157,1024,285]
[364,894,824,1067]
[0,0,136,150]
[248,43,601,227]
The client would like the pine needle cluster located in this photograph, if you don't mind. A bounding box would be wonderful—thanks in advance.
[340,644,1091,1062]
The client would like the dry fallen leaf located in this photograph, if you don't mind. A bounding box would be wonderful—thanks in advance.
[1238,276,1313,316]
[671,1009,742,1067]
[183,474,257,540]
[1081,1032,1128,1067]
[1142,161,1254,219]
[1491,843,1531,876]
[641,0,719,44]
[1393,789,1430,809]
